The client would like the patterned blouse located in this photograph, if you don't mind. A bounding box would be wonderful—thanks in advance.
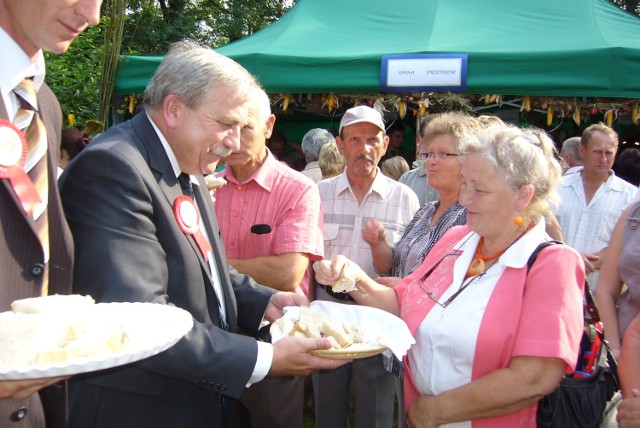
[390,201,467,278]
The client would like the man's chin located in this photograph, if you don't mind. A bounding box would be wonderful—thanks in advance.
[201,162,220,175]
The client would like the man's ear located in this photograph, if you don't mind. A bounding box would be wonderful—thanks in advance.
[162,94,182,129]
[336,136,346,156]
[264,114,276,139]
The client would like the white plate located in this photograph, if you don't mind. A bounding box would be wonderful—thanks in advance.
[0,302,193,380]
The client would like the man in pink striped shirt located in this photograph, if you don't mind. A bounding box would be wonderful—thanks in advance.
[213,87,323,428]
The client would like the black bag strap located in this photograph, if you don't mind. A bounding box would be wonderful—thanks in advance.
[526,240,618,370]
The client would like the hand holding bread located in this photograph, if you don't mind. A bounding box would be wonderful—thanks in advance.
[313,255,361,293]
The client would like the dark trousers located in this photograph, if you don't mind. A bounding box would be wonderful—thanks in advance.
[232,376,304,428]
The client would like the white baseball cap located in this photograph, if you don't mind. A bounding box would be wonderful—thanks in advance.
[339,106,386,135]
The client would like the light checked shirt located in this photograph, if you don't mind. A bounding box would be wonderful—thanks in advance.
[556,169,638,289]
[318,170,419,279]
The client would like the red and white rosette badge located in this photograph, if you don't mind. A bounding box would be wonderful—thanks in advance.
[173,195,212,261]
[0,120,41,216]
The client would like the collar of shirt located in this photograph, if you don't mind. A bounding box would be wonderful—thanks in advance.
[220,149,278,192]
[334,168,390,199]
[453,220,547,279]
[561,168,624,192]
[147,112,197,186]
[0,27,45,119]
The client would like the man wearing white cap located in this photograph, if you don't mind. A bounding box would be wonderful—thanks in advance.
[313,106,419,428]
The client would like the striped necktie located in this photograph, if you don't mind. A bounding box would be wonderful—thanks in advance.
[14,78,50,295]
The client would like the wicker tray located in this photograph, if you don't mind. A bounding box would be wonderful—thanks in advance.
[311,345,387,360]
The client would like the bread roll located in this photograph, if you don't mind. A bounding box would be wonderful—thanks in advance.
[331,264,357,293]
[204,175,227,190]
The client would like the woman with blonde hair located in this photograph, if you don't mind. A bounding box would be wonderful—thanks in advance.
[363,112,482,283]
[381,156,410,181]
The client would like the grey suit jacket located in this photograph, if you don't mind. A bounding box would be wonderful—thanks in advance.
[60,112,276,428]
[0,84,72,428]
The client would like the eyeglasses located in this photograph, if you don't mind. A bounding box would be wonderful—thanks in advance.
[418,273,483,308]
[411,249,483,309]
[419,152,460,162]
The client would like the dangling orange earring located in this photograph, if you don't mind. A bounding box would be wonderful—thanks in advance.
[514,216,523,226]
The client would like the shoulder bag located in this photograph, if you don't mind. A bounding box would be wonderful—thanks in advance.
[529,241,620,428]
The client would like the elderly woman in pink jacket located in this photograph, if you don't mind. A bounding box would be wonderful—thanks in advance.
[315,124,585,428]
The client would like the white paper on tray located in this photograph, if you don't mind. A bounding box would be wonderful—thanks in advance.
[270,300,415,360]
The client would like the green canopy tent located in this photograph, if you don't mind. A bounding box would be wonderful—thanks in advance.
[114,0,640,98]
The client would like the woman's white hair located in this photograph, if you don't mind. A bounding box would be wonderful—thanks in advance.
[459,125,562,221]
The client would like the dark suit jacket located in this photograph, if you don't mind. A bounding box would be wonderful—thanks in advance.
[59,112,276,428]
[0,84,73,428]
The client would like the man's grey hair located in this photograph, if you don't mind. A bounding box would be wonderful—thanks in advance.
[560,137,583,163]
[143,40,259,110]
[301,129,335,161]
[253,87,272,122]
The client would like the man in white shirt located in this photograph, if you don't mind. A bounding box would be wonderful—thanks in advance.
[314,106,419,428]
[556,123,638,290]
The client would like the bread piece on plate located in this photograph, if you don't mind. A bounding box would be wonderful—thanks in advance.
[320,318,353,348]
[11,294,95,314]
[298,308,324,338]
[271,316,295,337]
[343,322,365,343]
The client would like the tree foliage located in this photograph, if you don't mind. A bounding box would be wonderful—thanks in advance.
[45,23,104,129]
[122,0,293,55]
[45,0,294,129]
[611,0,640,14]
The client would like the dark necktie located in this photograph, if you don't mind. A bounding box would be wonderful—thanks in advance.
[178,173,194,198]
[14,78,50,295]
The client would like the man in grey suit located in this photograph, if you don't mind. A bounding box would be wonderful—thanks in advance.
[0,0,101,427]
[59,41,342,428]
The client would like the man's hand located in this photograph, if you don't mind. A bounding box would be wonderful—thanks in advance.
[0,377,67,400]
[362,219,387,246]
[264,292,309,323]
[270,336,350,376]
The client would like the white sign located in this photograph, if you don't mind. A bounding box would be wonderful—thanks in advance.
[381,54,468,92]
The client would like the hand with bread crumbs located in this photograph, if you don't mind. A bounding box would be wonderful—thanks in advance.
[313,255,363,289]
[0,377,68,400]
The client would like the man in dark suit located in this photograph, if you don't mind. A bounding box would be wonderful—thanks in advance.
[0,0,101,427]
[59,41,342,428]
